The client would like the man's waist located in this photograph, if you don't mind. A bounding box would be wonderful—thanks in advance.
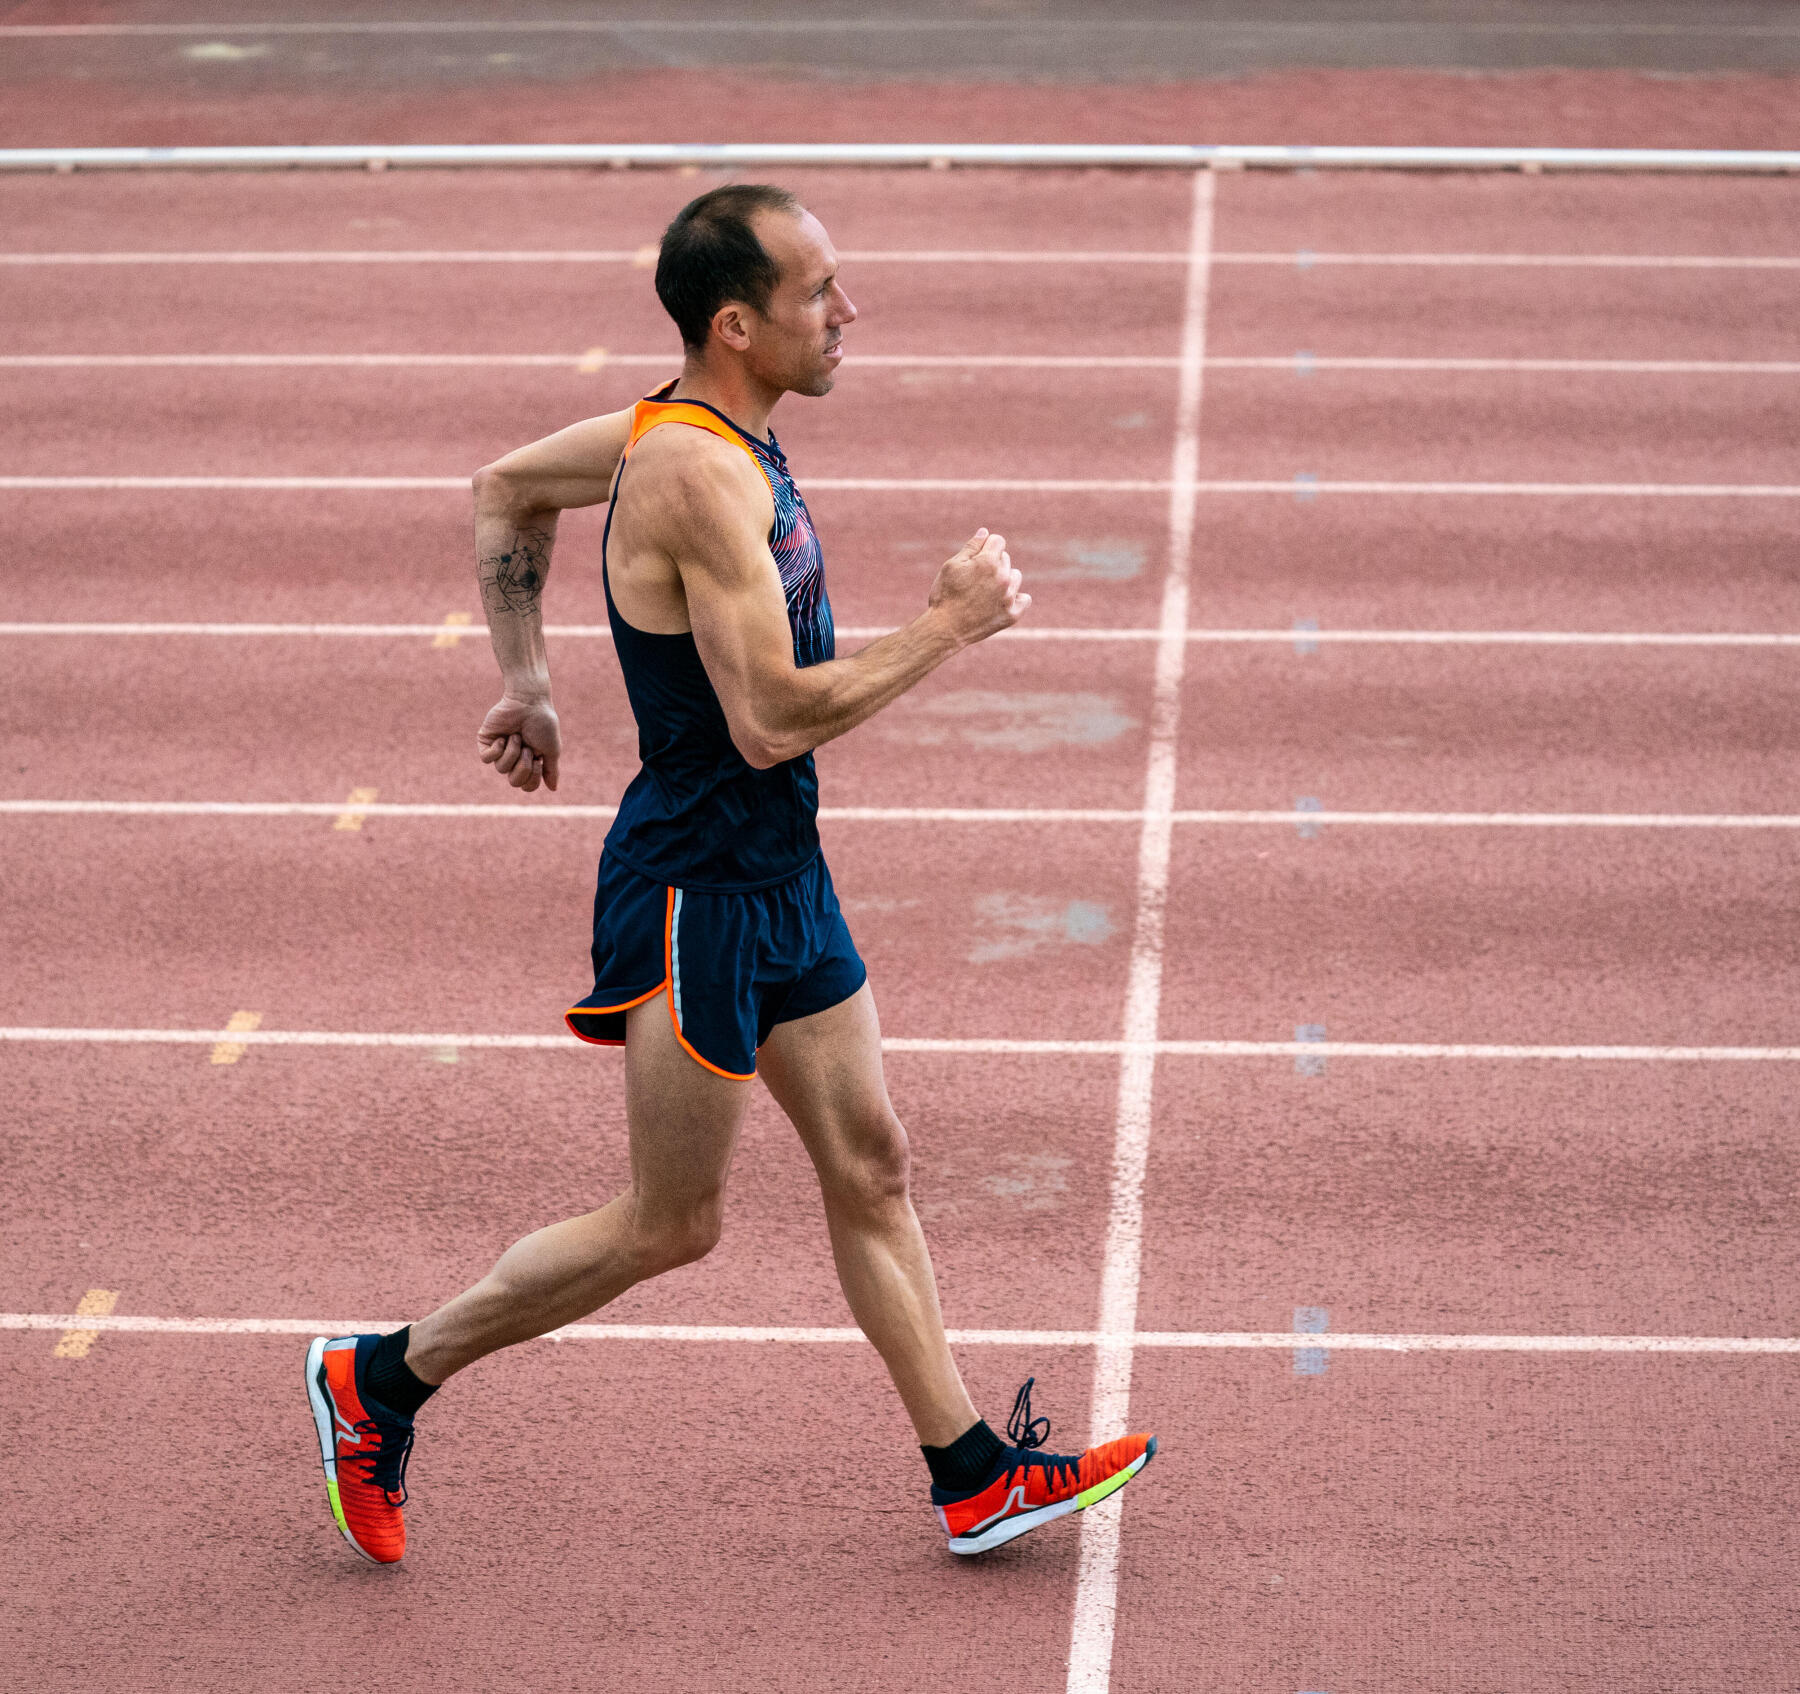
[601,834,822,896]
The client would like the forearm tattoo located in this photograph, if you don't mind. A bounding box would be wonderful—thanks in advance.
[480,527,552,616]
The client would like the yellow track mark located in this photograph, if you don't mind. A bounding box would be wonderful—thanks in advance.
[53,1288,118,1358]
[210,1009,262,1064]
[334,787,378,830]
[431,611,473,648]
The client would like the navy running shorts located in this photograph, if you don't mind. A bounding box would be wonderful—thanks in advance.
[565,852,868,1080]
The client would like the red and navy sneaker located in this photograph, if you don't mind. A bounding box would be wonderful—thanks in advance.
[304,1334,415,1564]
[933,1379,1156,1556]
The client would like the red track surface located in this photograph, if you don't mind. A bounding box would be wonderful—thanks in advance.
[6,164,1800,1690]
[5,63,1799,152]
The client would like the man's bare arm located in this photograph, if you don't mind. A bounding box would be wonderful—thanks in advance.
[470,409,633,791]
[652,437,1028,771]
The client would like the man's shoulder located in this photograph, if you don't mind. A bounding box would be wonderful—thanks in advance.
[627,422,774,552]
[630,417,764,492]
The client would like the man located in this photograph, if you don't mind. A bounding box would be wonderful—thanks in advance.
[305,184,1155,1566]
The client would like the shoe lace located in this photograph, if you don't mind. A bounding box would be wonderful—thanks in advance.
[1006,1378,1078,1491]
[347,1417,414,1503]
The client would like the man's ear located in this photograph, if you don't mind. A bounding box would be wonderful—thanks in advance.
[711,301,753,351]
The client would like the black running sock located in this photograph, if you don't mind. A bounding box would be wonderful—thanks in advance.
[922,1419,1005,1492]
[363,1326,437,1420]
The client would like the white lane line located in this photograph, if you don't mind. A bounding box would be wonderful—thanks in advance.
[0,476,467,490]
[7,353,1798,375]
[6,1027,1800,1061]
[798,480,1800,496]
[1223,252,1800,270]
[6,800,1800,830]
[2,1311,1796,1354]
[0,352,1168,368]
[5,249,1800,269]
[4,622,1797,648]
[1211,357,1800,374]
[10,16,1797,34]
[7,476,1800,496]
[1070,168,1214,1694]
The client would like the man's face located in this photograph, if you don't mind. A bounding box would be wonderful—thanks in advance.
[739,207,857,397]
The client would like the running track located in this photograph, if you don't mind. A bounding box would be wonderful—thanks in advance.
[4,166,1800,1691]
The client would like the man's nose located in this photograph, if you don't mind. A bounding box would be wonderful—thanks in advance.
[831,288,858,326]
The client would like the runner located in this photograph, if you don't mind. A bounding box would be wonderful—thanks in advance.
[305,183,1156,1565]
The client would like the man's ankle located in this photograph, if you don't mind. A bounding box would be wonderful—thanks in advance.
[364,1326,439,1419]
[922,1418,1005,1492]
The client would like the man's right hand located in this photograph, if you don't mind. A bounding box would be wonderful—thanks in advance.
[927,528,1030,648]
[477,693,562,793]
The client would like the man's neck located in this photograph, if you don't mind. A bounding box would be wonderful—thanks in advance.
[669,356,780,441]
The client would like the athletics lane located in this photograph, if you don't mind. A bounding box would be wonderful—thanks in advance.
[1110,1350,1800,1691]
[4,628,1155,809]
[0,486,1178,630]
[0,815,1139,1041]
[1157,828,1800,1049]
[1176,641,1800,813]
[1137,1059,1800,1339]
[2,1044,1116,1335]
[0,165,1194,263]
[1181,494,1800,634]
[2,1328,1089,1692]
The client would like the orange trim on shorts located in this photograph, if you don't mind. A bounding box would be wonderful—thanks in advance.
[563,978,667,1046]
[663,883,756,1082]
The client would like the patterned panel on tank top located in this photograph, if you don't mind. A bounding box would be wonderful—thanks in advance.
[752,430,834,669]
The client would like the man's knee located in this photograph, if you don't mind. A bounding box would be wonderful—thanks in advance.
[632,1193,725,1274]
[820,1112,912,1213]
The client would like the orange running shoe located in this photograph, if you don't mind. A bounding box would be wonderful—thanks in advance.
[304,1334,415,1564]
[933,1378,1156,1556]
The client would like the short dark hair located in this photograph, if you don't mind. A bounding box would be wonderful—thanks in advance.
[655,183,801,352]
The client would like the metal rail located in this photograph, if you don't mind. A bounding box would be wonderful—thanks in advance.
[4,142,1800,173]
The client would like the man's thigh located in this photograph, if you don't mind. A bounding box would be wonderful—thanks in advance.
[623,992,753,1221]
[758,983,900,1172]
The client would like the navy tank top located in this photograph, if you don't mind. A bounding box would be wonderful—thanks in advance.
[599,384,836,894]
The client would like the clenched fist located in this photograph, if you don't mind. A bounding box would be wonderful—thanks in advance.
[478,693,562,793]
[927,528,1030,648]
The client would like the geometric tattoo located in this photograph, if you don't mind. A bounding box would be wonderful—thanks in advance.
[480,527,552,616]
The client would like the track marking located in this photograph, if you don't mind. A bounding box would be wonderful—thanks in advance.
[209,1010,262,1065]
[9,17,1800,36]
[7,1310,1800,1353]
[4,622,1797,648]
[1070,166,1214,1694]
[8,476,1800,496]
[1294,1023,1329,1071]
[431,611,472,648]
[800,481,1800,497]
[8,1026,1800,1060]
[7,353,1799,375]
[6,249,1798,269]
[1212,356,1800,374]
[332,787,378,831]
[1222,252,1800,270]
[6,800,1800,830]
[1294,1306,1330,1375]
[51,1289,119,1359]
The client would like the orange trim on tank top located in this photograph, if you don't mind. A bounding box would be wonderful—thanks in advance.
[622,394,777,500]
